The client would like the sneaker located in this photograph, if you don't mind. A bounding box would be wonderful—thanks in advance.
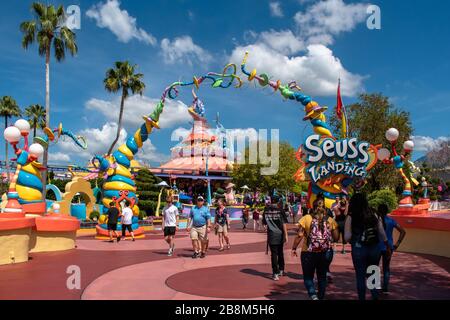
[272,274,280,281]
[117,237,121,243]
[311,295,319,300]
[192,252,199,259]
[200,252,206,259]
[218,247,225,252]
[132,238,135,242]
[341,249,346,254]
[168,248,173,256]
[226,244,231,250]
[277,270,284,277]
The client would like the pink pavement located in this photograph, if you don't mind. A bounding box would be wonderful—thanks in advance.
[0,224,449,300]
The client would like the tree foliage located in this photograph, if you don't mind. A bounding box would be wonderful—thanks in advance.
[104,61,145,155]
[135,168,162,215]
[368,189,398,213]
[330,93,413,194]
[231,141,300,193]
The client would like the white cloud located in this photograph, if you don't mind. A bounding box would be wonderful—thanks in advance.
[412,136,450,152]
[269,2,284,17]
[58,122,127,159]
[229,42,363,96]
[54,122,168,165]
[259,30,305,55]
[171,127,191,143]
[135,139,170,164]
[48,152,71,162]
[86,94,190,129]
[86,0,157,45]
[294,0,369,45]
[160,36,212,65]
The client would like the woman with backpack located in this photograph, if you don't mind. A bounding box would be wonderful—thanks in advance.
[344,193,391,300]
[291,198,339,300]
[377,203,406,294]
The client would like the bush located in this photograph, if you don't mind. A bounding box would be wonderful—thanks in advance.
[368,189,398,213]
[89,210,100,221]
[139,210,147,220]
[138,200,158,216]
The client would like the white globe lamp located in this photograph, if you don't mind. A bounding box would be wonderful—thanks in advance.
[29,143,45,159]
[4,126,22,144]
[14,119,31,135]
[403,140,414,152]
[385,128,399,142]
[377,148,391,161]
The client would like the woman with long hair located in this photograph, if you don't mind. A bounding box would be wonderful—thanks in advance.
[344,193,390,300]
[292,198,339,300]
[215,199,231,251]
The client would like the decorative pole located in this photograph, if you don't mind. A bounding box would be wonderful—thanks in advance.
[377,128,416,207]
[206,145,212,206]
[2,120,44,214]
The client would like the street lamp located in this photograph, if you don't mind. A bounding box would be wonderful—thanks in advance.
[380,128,416,207]
[2,119,44,214]
[205,143,213,206]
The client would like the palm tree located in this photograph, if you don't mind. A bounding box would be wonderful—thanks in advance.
[20,2,78,193]
[104,61,146,155]
[24,104,46,138]
[0,96,22,181]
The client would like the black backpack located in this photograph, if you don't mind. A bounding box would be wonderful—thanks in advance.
[359,214,380,246]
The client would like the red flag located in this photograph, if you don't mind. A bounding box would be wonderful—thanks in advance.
[336,79,348,138]
[336,79,343,119]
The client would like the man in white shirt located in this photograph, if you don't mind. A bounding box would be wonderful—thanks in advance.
[121,200,135,242]
[162,195,179,256]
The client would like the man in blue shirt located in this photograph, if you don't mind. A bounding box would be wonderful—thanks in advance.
[187,196,211,259]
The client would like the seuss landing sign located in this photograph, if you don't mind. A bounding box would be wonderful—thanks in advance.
[304,135,374,183]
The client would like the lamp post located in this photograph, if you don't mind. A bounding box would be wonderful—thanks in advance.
[377,128,416,207]
[205,145,212,206]
[2,119,44,214]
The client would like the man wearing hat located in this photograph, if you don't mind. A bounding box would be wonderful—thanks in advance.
[263,194,289,281]
[187,196,211,259]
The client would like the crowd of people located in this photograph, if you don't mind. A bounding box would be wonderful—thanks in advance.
[105,189,407,301]
[287,192,406,300]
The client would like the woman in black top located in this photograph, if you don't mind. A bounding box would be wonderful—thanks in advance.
[344,193,390,300]
[215,199,231,251]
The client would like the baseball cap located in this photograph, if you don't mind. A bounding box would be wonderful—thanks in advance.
[197,196,205,201]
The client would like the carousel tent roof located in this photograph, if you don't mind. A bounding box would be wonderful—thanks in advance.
[157,156,232,174]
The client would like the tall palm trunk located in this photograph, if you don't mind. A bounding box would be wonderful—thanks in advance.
[41,49,50,200]
[107,88,126,156]
[4,117,9,182]
[33,118,37,138]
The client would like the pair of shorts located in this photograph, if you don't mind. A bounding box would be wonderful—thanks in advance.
[164,226,176,237]
[337,221,345,233]
[217,224,228,235]
[107,223,117,231]
[122,224,133,233]
[190,225,208,241]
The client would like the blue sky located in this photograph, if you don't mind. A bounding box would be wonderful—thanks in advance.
[0,0,449,166]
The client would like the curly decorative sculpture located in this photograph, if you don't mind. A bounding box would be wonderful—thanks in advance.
[241,52,379,208]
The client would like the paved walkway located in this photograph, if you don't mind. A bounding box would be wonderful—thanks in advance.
[0,224,449,300]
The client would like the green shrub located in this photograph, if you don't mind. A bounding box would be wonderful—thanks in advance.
[368,189,398,213]
[139,210,147,220]
[89,210,100,221]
